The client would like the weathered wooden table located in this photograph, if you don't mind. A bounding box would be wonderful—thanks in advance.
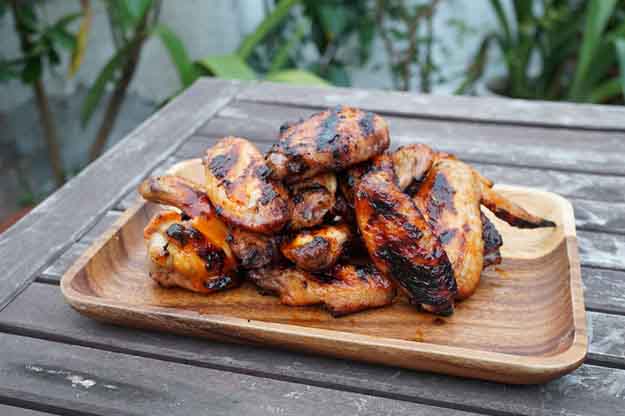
[1,79,625,416]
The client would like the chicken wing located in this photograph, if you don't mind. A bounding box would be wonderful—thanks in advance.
[480,182,556,228]
[412,158,484,300]
[266,106,390,183]
[227,227,281,269]
[144,211,239,293]
[338,161,372,207]
[248,263,396,316]
[354,156,457,315]
[203,137,290,234]
[280,224,351,271]
[392,144,435,192]
[139,175,239,293]
[289,172,337,230]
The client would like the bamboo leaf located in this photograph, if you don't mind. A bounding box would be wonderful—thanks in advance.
[569,0,617,100]
[488,0,511,47]
[236,0,298,60]
[81,43,132,126]
[265,69,329,86]
[69,0,93,77]
[615,38,625,100]
[196,55,257,80]
[155,24,197,87]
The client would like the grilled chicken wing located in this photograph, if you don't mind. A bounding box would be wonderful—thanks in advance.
[281,224,351,271]
[248,263,395,316]
[139,175,239,293]
[289,172,337,230]
[143,211,239,293]
[266,106,390,183]
[482,213,503,268]
[338,161,372,207]
[392,144,435,192]
[480,182,556,228]
[227,227,281,269]
[203,137,290,234]
[354,156,457,314]
[412,158,484,300]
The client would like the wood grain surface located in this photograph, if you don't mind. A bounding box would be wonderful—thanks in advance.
[61,159,587,384]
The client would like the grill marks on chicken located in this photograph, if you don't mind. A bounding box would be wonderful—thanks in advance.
[281,224,352,271]
[289,172,337,230]
[203,137,290,234]
[139,107,557,317]
[412,158,484,300]
[354,156,457,314]
[248,263,395,316]
[143,211,239,293]
[266,106,390,183]
[227,227,281,269]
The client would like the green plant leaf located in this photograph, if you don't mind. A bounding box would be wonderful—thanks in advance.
[69,0,93,77]
[569,0,617,100]
[236,0,298,60]
[155,24,197,87]
[47,27,76,50]
[126,0,153,21]
[268,22,306,73]
[615,38,625,100]
[196,55,257,80]
[489,0,511,47]
[81,43,131,126]
[21,57,42,83]
[52,12,82,30]
[589,78,622,103]
[265,69,329,86]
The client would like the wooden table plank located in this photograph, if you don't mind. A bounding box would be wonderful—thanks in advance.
[0,333,476,416]
[0,79,246,311]
[1,283,623,416]
[237,81,625,131]
[578,231,625,270]
[214,102,625,175]
[0,404,55,416]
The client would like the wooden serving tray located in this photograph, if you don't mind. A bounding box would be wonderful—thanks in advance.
[61,159,587,384]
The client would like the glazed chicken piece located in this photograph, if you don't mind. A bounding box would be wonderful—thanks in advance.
[227,227,281,269]
[354,156,457,315]
[266,106,390,183]
[392,144,556,228]
[281,224,352,271]
[338,161,372,207]
[412,158,485,300]
[482,213,503,268]
[248,263,396,316]
[139,176,238,293]
[203,137,290,234]
[289,172,337,230]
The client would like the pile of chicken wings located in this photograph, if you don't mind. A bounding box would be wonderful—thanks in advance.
[139,106,555,316]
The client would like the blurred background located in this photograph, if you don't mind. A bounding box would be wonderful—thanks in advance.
[1,0,624,230]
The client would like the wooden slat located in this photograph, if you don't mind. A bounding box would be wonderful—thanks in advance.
[237,81,625,131]
[1,283,624,416]
[588,311,625,368]
[0,332,475,416]
[39,242,89,283]
[214,102,625,175]
[582,268,625,315]
[79,212,121,244]
[578,231,625,270]
[0,404,55,416]
[0,79,247,311]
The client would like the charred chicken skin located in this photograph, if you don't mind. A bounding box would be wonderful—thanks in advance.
[289,172,337,230]
[266,106,390,183]
[138,107,555,317]
[248,263,395,316]
[139,176,238,293]
[280,224,352,271]
[354,155,457,315]
[412,158,485,300]
[203,137,290,234]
